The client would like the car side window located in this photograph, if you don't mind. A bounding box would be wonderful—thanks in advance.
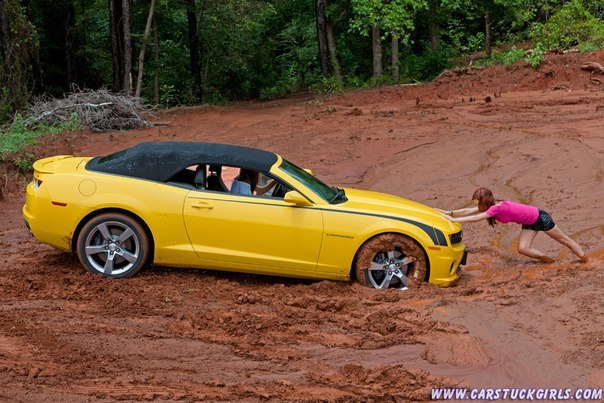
[206,164,230,192]
[205,165,290,199]
[177,164,292,199]
[166,164,205,190]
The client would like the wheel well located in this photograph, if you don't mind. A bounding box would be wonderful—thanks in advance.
[72,208,155,263]
[350,232,431,282]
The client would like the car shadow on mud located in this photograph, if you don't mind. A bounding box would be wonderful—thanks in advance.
[147,264,320,287]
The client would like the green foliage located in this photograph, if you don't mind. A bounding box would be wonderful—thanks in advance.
[259,86,288,101]
[529,0,604,50]
[438,0,536,55]
[0,87,11,123]
[578,43,600,53]
[159,84,177,106]
[524,43,545,69]
[269,5,323,96]
[310,76,344,96]
[1,114,38,159]
[200,0,282,101]
[76,1,112,88]
[474,46,526,68]
[0,0,38,123]
[402,48,454,81]
[489,46,526,65]
[13,155,34,171]
[350,0,426,42]
[585,0,604,19]
[0,113,81,162]
[500,46,526,65]
[7,0,604,113]
[364,74,396,87]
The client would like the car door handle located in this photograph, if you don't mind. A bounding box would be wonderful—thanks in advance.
[191,201,214,210]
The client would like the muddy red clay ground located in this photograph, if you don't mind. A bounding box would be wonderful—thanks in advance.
[1,51,603,401]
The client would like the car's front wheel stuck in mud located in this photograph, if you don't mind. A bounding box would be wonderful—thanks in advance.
[354,234,427,290]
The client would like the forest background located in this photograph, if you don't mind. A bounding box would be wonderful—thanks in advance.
[0,0,604,131]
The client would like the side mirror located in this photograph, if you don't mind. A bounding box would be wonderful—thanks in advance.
[284,190,312,206]
[303,168,313,175]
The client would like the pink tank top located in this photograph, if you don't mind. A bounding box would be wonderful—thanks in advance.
[485,201,539,225]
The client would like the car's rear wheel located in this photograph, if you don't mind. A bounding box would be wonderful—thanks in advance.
[354,234,427,290]
[77,213,150,278]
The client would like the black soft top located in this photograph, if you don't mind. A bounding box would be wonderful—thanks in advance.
[86,141,279,182]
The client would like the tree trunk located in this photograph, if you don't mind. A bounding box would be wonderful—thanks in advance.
[0,0,33,111]
[372,25,382,77]
[185,0,202,102]
[153,11,159,105]
[0,0,13,94]
[391,35,399,82]
[134,0,156,99]
[0,0,9,121]
[63,0,77,91]
[108,0,122,92]
[122,0,132,96]
[428,0,439,51]
[197,0,207,103]
[485,5,491,56]
[0,0,11,65]
[325,20,342,83]
[315,0,331,77]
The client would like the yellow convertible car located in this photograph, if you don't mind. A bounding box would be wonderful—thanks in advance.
[23,142,466,290]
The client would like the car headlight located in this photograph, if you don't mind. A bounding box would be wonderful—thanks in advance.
[449,230,463,245]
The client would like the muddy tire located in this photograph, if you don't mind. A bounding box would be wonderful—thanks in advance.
[76,213,150,278]
[354,234,428,290]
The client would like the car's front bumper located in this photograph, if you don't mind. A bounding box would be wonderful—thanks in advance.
[427,244,467,287]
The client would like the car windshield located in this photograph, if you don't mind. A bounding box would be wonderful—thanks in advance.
[279,159,340,203]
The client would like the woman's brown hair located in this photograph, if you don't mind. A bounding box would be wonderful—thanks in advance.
[472,187,497,226]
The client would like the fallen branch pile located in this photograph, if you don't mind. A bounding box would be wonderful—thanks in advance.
[27,89,153,131]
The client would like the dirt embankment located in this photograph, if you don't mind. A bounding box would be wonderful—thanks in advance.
[0,51,603,401]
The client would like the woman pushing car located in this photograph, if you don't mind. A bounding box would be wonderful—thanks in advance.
[436,187,588,263]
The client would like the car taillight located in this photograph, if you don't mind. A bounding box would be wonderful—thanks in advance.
[33,178,43,189]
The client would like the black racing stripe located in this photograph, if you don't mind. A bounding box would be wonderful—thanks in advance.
[186,195,448,246]
[323,208,447,246]
[435,229,448,246]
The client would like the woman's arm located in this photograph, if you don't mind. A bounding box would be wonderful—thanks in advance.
[453,207,480,217]
[255,179,277,195]
[442,212,491,223]
[435,206,479,217]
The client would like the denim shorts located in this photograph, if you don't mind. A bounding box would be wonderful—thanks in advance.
[522,209,556,231]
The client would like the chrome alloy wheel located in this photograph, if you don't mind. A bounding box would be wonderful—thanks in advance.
[84,221,140,276]
[366,250,417,290]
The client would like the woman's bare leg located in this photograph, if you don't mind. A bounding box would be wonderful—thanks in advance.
[518,229,554,263]
[544,225,588,262]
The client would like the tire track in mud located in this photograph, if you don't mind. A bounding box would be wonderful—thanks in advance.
[430,261,603,389]
[0,256,475,400]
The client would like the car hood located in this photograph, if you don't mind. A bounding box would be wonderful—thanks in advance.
[337,188,460,232]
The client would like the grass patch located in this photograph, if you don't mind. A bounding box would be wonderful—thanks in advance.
[0,112,81,165]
